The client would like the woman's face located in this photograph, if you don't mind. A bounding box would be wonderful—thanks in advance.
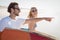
[31,8,37,18]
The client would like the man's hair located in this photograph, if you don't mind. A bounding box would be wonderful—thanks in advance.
[8,2,18,13]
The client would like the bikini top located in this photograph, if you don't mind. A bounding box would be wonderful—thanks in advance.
[33,23,37,29]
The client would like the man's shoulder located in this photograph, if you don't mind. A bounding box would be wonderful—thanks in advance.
[0,16,10,22]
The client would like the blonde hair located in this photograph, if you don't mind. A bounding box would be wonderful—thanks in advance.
[28,7,37,18]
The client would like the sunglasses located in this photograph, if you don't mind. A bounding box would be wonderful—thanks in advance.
[13,7,20,11]
[32,10,37,12]
[15,8,20,10]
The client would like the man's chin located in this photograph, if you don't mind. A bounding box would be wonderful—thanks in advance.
[15,14,19,16]
[16,15,19,16]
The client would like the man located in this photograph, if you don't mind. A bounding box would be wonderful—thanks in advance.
[0,2,52,32]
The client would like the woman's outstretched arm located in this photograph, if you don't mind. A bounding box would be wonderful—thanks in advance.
[24,17,52,24]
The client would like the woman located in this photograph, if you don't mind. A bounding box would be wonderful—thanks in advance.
[28,7,38,32]
[21,7,38,32]
[27,7,56,40]
[28,7,52,32]
[21,7,52,32]
[21,7,56,40]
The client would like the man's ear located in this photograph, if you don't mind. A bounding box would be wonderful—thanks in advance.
[11,8,14,13]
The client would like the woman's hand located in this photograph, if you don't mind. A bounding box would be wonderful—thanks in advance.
[44,17,53,22]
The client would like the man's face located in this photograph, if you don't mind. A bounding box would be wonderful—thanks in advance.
[13,5,20,16]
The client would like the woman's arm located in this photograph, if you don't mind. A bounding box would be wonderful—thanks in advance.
[24,17,52,24]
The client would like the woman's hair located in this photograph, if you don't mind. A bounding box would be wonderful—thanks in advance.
[28,7,37,18]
